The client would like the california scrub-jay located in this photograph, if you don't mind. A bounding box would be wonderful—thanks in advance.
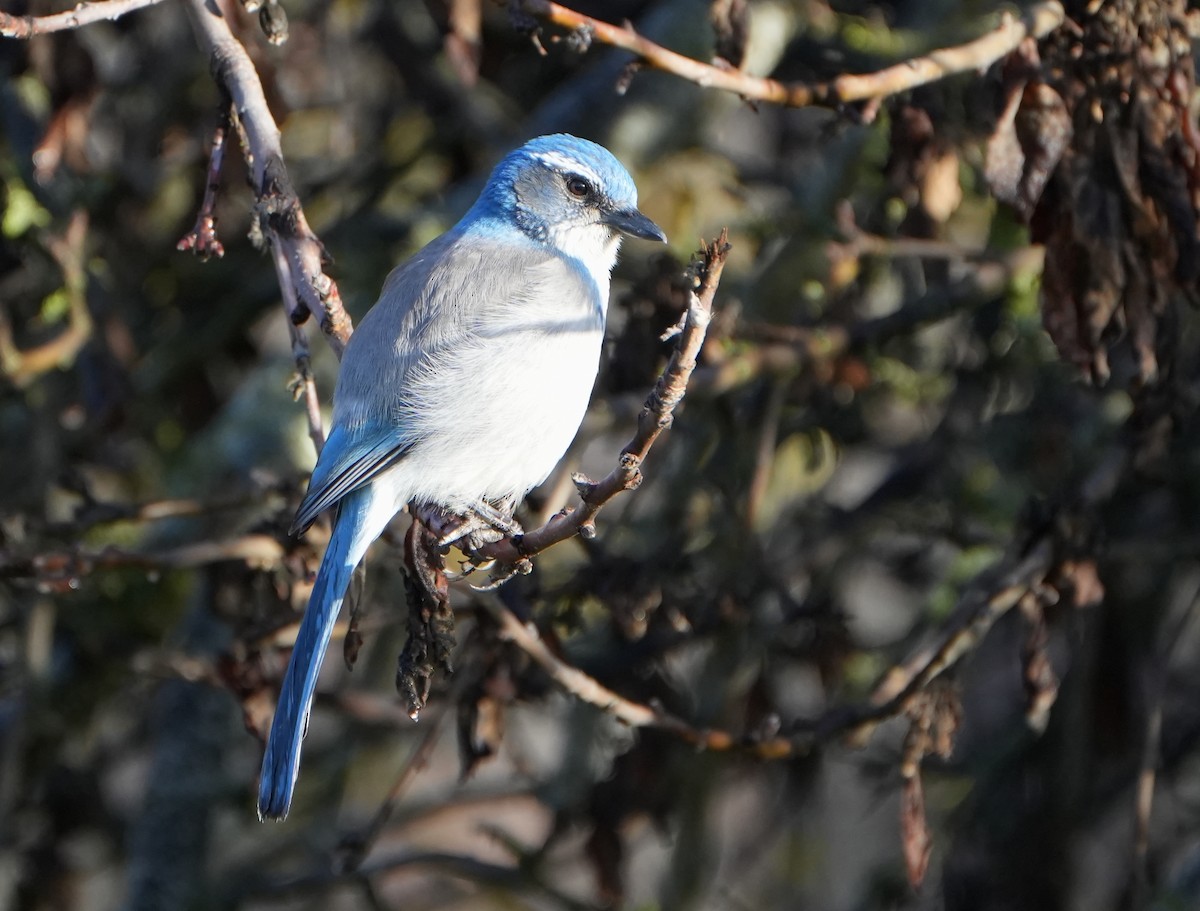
[258,134,666,819]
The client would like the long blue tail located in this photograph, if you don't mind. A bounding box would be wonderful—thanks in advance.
[258,489,374,820]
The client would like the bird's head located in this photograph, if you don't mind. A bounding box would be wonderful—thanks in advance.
[479,134,666,271]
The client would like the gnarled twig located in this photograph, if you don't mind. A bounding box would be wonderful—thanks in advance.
[182,0,352,359]
[516,0,1065,110]
[0,0,167,38]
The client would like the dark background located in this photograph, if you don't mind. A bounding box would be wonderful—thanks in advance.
[3,1,1200,908]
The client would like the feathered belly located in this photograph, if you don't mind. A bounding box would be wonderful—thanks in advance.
[393,322,604,509]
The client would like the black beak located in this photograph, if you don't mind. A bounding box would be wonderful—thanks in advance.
[601,208,667,243]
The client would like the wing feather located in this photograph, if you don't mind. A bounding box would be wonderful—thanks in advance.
[290,425,410,534]
[291,230,598,533]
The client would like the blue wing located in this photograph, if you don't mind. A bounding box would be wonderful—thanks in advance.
[289,423,410,535]
[288,229,590,535]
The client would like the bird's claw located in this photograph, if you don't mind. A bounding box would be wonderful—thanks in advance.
[412,500,523,550]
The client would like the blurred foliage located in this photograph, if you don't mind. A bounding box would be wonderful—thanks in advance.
[3,1,1200,909]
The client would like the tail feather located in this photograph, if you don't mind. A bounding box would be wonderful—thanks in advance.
[258,488,381,820]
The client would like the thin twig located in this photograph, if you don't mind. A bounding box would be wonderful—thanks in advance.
[177,101,230,260]
[47,487,289,535]
[0,0,167,37]
[334,701,451,873]
[478,594,734,746]
[518,0,1065,109]
[275,237,326,454]
[287,323,326,455]
[182,0,353,356]
[850,539,1055,737]
[0,536,287,589]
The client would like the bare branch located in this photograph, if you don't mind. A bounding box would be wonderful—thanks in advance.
[0,535,287,591]
[517,0,1065,109]
[274,238,327,455]
[851,538,1055,738]
[286,322,326,455]
[0,0,167,38]
[334,693,452,873]
[47,487,287,534]
[478,593,739,747]
[177,102,230,260]
[181,0,353,356]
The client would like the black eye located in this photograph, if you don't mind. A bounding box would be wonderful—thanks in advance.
[565,175,592,198]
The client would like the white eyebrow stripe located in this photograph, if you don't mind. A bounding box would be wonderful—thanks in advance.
[530,150,603,186]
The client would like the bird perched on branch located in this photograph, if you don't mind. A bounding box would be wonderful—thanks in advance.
[258,134,666,820]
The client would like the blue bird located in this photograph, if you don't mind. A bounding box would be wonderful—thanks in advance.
[258,134,666,819]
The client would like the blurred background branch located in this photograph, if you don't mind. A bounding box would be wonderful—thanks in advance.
[0,0,167,38]
[516,0,1065,110]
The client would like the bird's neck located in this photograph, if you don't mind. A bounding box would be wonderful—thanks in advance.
[545,222,623,280]
[463,199,622,287]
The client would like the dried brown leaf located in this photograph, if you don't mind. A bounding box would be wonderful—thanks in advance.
[456,693,505,777]
[993,0,1197,385]
[886,104,962,232]
[920,148,963,224]
[1058,558,1105,609]
[901,771,933,889]
[397,518,456,719]
[1018,593,1060,732]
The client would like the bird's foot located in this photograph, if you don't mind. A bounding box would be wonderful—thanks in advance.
[411,501,529,588]
[464,499,522,540]
[412,500,523,550]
